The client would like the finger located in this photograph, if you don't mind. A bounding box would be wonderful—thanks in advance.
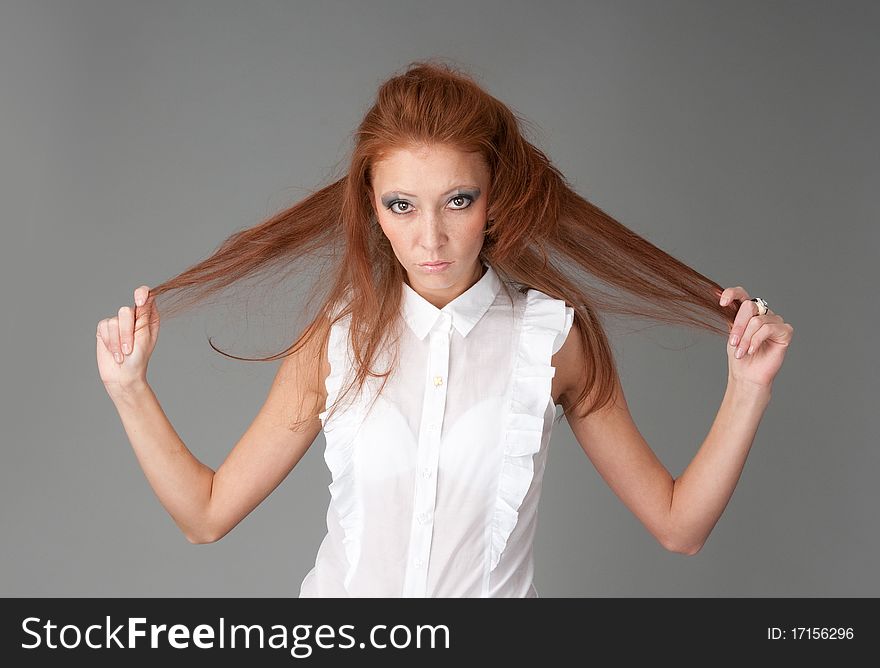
[735,314,767,358]
[744,322,772,356]
[108,316,123,364]
[737,314,784,358]
[745,318,789,356]
[719,286,750,307]
[97,319,108,346]
[133,287,149,333]
[118,305,134,356]
[142,292,159,337]
[134,285,149,308]
[728,297,758,348]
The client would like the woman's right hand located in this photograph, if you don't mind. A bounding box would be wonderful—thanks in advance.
[96,285,160,393]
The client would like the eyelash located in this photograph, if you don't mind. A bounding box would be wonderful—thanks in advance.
[386,194,474,216]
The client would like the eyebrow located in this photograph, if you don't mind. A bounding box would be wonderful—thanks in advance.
[380,185,480,205]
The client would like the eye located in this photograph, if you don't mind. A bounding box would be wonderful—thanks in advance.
[386,194,474,216]
[388,200,411,215]
[449,194,474,210]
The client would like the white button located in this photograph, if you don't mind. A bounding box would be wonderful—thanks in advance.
[414,558,423,568]
[421,467,432,479]
[417,511,431,524]
[427,422,437,431]
[433,375,443,387]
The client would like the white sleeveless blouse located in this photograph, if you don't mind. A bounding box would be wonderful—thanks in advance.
[298,262,574,597]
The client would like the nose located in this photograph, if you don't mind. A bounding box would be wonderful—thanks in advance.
[418,211,447,250]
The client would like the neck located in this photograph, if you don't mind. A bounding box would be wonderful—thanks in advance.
[407,260,485,309]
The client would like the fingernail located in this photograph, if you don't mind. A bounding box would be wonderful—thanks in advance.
[747,346,754,355]
[136,297,145,306]
[735,348,744,359]
[122,343,131,354]
[114,352,123,363]
[729,334,739,347]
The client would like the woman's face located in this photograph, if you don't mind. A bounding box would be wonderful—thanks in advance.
[370,143,491,308]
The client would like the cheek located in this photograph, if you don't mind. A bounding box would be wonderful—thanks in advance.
[377,220,409,257]
[380,220,402,240]
[462,211,489,245]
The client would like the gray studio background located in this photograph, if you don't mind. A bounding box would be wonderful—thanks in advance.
[1,0,876,597]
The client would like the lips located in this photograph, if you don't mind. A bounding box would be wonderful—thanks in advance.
[419,261,451,266]
[418,260,452,274]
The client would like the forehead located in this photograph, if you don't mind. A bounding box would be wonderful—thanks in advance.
[372,145,487,183]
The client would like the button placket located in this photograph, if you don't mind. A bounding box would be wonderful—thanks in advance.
[402,312,452,597]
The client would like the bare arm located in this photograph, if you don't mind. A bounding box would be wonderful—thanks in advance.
[108,382,217,543]
[555,322,769,555]
[200,340,326,543]
[105,332,327,544]
[668,380,771,553]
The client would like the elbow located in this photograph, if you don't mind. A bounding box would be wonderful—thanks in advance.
[659,525,703,555]
[184,506,223,544]
[674,542,703,556]
[662,535,703,556]
[184,524,221,545]
[660,512,704,555]
[185,531,214,545]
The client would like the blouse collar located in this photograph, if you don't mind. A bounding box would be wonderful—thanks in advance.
[401,261,502,339]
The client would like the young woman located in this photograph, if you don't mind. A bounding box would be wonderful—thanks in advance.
[95,60,794,597]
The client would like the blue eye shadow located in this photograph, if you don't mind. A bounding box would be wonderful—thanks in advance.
[380,187,481,208]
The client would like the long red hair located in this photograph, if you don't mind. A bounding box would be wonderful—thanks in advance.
[141,58,738,430]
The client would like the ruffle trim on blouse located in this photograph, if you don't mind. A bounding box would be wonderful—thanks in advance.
[318,314,366,589]
[489,289,571,573]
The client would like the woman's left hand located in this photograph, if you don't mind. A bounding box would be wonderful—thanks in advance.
[717,286,795,390]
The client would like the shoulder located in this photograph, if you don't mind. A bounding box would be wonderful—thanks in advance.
[520,287,574,353]
[517,288,578,403]
[277,316,333,406]
[520,287,571,323]
[549,302,583,407]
